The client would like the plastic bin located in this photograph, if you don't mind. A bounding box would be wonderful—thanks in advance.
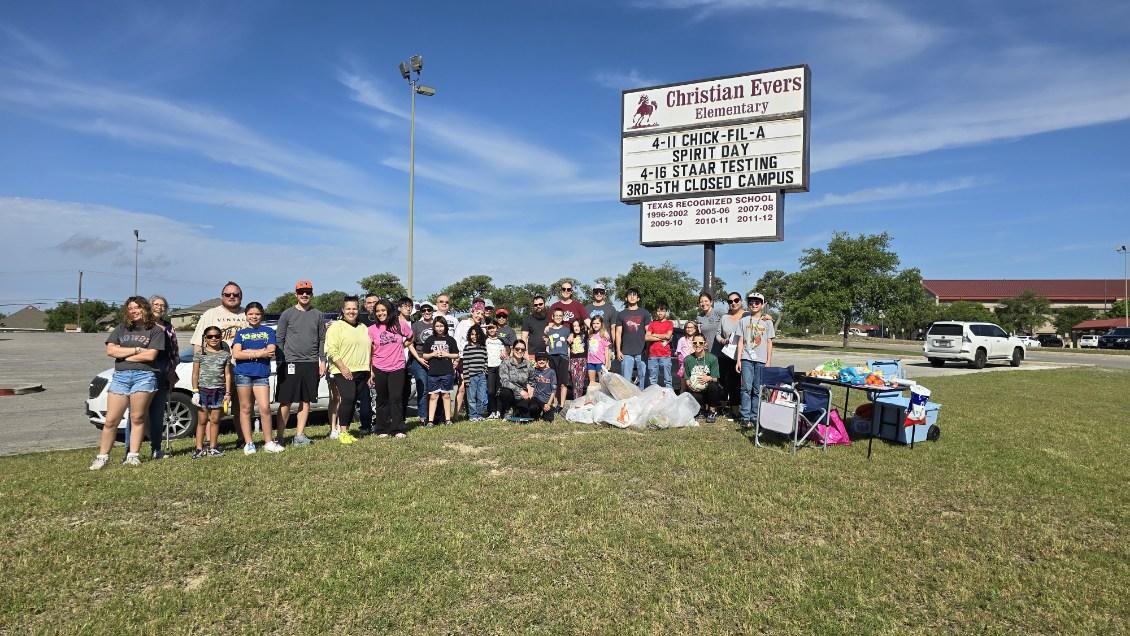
[872,395,941,444]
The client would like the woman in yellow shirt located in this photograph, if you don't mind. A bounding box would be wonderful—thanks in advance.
[324,296,373,444]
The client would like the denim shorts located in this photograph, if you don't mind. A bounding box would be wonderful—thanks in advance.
[234,374,270,387]
[109,369,157,395]
[586,362,605,373]
[198,387,226,409]
[427,374,454,394]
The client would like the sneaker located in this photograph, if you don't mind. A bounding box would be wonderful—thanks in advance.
[292,434,313,446]
[424,422,435,428]
[207,447,224,457]
[444,420,453,427]
[394,432,407,439]
[705,412,717,424]
[243,442,257,455]
[338,431,357,445]
[377,433,390,439]
[263,440,285,453]
[191,448,206,460]
[329,429,340,440]
[151,448,168,460]
[123,453,142,466]
[89,454,110,471]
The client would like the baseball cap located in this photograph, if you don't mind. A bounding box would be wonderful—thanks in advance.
[592,285,606,292]
[534,351,549,361]
[495,308,509,316]
[747,292,766,303]
[418,302,434,311]
[295,279,313,291]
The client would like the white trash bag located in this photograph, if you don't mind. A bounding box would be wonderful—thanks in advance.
[601,371,642,400]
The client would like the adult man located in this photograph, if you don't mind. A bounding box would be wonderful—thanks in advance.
[549,280,588,325]
[735,292,775,428]
[716,290,748,418]
[408,302,436,420]
[275,280,326,446]
[615,288,651,389]
[521,295,551,356]
[494,309,517,347]
[585,284,620,373]
[190,281,247,352]
[358,293,380,326]
[433,294,458,332]
[683,334,725,423]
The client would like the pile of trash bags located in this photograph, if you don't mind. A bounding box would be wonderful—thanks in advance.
[564,372,700,430]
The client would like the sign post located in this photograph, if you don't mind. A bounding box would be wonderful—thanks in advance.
[620,65,810,293]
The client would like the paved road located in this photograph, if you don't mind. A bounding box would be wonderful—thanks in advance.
[778,338,1130,370]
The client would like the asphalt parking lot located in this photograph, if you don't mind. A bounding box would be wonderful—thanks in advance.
[0,331,1083,457]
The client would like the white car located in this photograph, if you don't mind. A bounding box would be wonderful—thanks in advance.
[86,345,330,439]
[923,321,1025,369]
[1078,335,1100,348]
[1015,335,1040,349]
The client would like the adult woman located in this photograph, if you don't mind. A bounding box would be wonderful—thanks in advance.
[90,296,166,470]
[368,299,412,437]
[326,296,372,444]
[674,320,700,393]
[232,302,282,453]
[146,294,179,459]
[497,340,533,420]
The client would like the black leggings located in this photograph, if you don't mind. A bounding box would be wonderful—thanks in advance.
[373,368,406,434]
[333,372,372,431]
[498,387,537,418]
[486,367,501,414]
[689,382,726,412]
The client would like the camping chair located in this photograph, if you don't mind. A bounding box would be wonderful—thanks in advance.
[866,358,905,401]
[753,368,827,454]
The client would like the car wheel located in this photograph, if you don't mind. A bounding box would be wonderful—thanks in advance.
[971,348,987,369]
[165,392,198,439]
[928,358,945,368]
[1010,347,1023,367]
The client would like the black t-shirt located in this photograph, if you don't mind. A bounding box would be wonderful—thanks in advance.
[422,334,459,376]
[521,313,550,354]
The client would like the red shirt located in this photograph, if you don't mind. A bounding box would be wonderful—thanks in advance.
[646,319,674,357]
[549,300,588,325]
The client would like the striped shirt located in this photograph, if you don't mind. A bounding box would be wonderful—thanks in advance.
[461,344,488,378]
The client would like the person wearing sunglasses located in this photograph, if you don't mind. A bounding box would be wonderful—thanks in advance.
[191,326,232,458]
[521,295,551,357]
[275,279,327,446]
[497,341,534,420]
[735,291,775,428]
[716,291,749,419]
[408,303,436,422]
[549,280,588,325]
[190,281,247,355]
[682,334,725,423]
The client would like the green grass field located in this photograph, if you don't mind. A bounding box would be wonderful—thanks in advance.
[1,368,1127,634]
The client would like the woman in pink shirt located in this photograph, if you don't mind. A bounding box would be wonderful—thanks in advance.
[367,300,413,438]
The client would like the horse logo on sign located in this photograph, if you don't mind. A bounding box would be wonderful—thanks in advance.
[631,94,658,129]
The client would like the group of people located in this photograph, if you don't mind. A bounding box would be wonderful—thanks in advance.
[89,279,776,470]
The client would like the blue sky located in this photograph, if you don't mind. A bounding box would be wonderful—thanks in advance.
[2,0,1129,310]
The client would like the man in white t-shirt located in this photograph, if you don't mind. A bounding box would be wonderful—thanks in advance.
[190,281,248,354]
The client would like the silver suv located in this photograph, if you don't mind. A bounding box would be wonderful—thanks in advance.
[924,321,1025,369]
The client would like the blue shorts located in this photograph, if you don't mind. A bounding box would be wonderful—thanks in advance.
[109,369,157,395]
[198,387,226,409]
[427,374,454,394]
[234,374,270,387]
[586,362,604,373]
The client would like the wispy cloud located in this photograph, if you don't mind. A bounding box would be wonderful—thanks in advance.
[791,177,985,214]
[593,69,660,90]
[56,233,121,256]
[0,23,67,68]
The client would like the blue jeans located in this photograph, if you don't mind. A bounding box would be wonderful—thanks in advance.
[648,356,672,388]
[739,359,764,421]
[408,358,429,420]
[621,354,646,389]
[467,374,488,418]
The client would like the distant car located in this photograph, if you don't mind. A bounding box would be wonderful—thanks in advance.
[1098,327,1130,350]
[1036,334,1064,348]
[1078,335,1100,348]
[1014,335,1040,349]
[923,321,1025,369]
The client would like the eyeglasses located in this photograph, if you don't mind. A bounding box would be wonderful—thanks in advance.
[533,303,544,307]
[692,341,706,346]
[513,347,526,352]
[437,300,449,304]
[222,292,241,298]
[561,287,573,292]
[205,334,222,340]
[594,290,605,294]
[748,299,764,305]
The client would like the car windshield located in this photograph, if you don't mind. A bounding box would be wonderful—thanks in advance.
[1108,328,1130,336]
[928,323,963,336]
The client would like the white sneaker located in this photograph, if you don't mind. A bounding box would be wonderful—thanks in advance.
[488,411,500,420]
[329,429,340,440]
[123,453,142,466]
[243,442,257,455]
[263,441,285,453]
[89,454,110,471]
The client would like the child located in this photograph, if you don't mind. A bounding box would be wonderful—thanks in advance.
[529,352,558,422]
[567,319,588,398]
[645,302,674,388]
[586,315,612,388]
[192,326,232,458]
[422,316,460,427]
[484,323,507,419]
[544,309,571,410]
[461,326,489,421]
[674,320,700,393]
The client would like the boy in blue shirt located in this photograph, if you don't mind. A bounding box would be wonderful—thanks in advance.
[530,352,558,422]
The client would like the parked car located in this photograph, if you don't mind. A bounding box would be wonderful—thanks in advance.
[1078,335,1100,348]
[1014,335,1040,348]
[1036,334,1064,348]
[1098,327,1130,350]
[923,321,1025,369]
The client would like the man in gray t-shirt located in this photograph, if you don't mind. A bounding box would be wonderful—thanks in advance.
[275,280,326,445]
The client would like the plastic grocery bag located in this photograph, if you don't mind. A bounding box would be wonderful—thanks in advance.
[646,392,701,429]
[565,402,595,424]
[601,371,643,400]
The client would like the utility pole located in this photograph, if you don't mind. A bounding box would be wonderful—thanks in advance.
[77,271,83,333]
[133,229,146,296]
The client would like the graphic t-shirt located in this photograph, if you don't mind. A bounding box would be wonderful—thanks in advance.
[587,334,611,365]
[738,314,776,363]
[369,322,412,372]
[683,353,720,391]
[545,324,570,357]
[485,337,506,367]
[585,303,619,332]
[422,334,459,376]
[232,326,275,378]
[569,333,587,358]
[521,313,550,354]
[412,319,434,349]
[549,300,588,325]
[106,323,166,372]
[617,308,652,356]
[646,319,674,357]
[194,344,231,389]
[190,306,248,348]
[532,366,557,403]
[496,324,517,347]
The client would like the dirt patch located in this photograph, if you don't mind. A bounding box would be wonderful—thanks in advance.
[443,442,493,455]
[184,574,207,591]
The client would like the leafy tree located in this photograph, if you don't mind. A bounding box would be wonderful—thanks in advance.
[266,293,294,314]
[492,282,551,323]
[45,300,115,333]
[872,268,934,339]
[994,290,1050,334]
[0,312,6,320]
[310,290,349,313]
[783,232,902,348]
[1054,306,1094,346]
[613,261,700,318]
[935,300,994,323]
[753,270,791,313]
[432,275,495,312]
[1104,300,1128,320]
[357,272,408,301]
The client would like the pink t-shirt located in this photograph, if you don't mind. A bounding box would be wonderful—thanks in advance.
[368,320,413,372]
[586,333,610,365]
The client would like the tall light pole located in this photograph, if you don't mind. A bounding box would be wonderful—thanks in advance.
[133,229,146,296]
[399,54,436,300]
[1118,245,1128,327]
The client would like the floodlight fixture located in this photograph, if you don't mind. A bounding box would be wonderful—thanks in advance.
[410,55,423,73]
[415,85,436,97]
[398,61,410,80]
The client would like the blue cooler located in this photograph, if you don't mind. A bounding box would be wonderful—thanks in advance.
[872,395,941,444]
